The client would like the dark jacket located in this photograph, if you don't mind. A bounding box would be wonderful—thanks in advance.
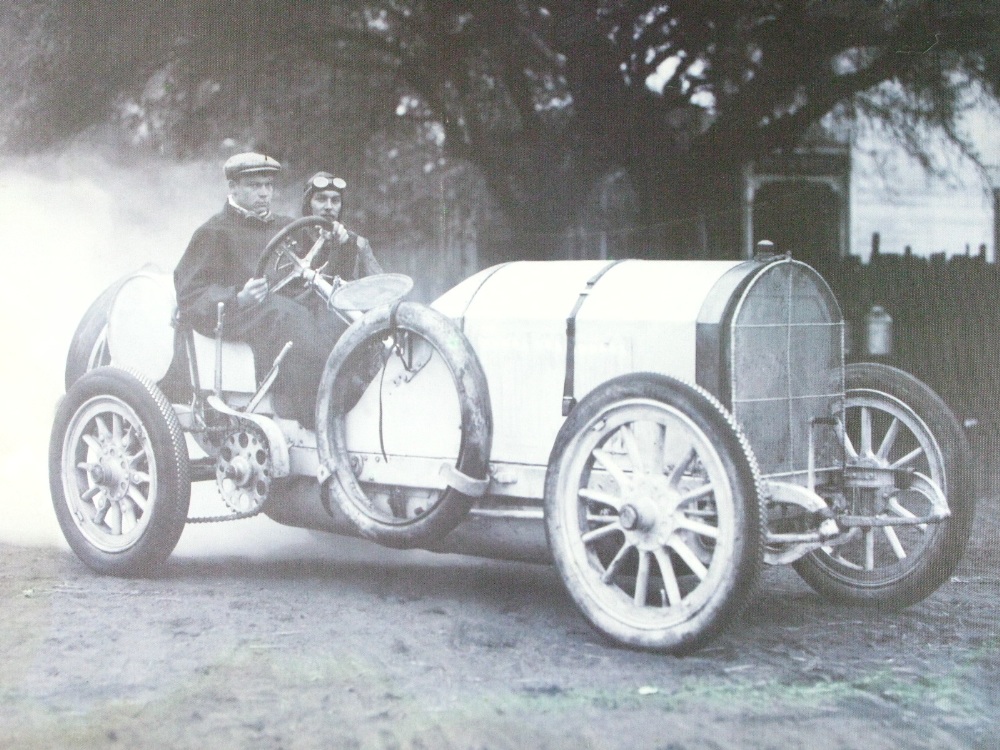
[174,203,293,333]
[321,232,383,281]
[283,229,383,303]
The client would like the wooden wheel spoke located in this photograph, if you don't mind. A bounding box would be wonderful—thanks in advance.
[592,449,630,490]
[129,469,151,485]
[888,497,928,532]
[667,447,697,490]
[94,416,112,442]
[634,551,651,605]
[579,487,623,511]
[678,482,714,505]
[668,537,709,579]
[842,429,859,461]
[653,548,682,606]
[882,525,907,560]
[634,421,667,476]
[860,407,873,455]
[675,516,719,539]
[92,494,111,524]
[121,501,138,530]
[581,521,621,545]
[619,425,645,474]
[887,497,918,519]
[876,417,901,461]
[890,446,924,469]
[126,485,149,513]
[106,502,123,535]
[601,542,633,584]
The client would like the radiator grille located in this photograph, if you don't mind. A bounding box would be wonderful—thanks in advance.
[729,260,844,479]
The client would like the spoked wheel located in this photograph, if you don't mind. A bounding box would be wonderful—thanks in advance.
[49,367,191,576]
[794,363,974,607]
[545,373,763,653]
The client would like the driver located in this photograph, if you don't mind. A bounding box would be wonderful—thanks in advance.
[174,152,347,428]
[301,171,382,280]
[281,172,384,306]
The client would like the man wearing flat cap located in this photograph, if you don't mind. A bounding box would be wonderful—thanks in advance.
[174,152,342,427]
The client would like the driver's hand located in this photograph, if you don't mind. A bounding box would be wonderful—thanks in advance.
[237,277,268,308]
[331,221,350,245]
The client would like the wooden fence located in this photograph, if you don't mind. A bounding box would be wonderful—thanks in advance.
[823,253,999,426]
[821,252,1000,490]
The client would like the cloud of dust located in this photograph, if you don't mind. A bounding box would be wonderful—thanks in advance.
[0,148,321,556]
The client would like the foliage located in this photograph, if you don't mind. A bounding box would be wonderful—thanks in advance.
[1,1,998,256]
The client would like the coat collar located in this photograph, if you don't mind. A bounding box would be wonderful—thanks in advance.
[226,196,273,223]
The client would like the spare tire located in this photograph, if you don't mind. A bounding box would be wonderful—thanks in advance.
[316,302,492,548]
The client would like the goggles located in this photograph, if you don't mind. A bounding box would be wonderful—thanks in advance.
[310,175,346,191]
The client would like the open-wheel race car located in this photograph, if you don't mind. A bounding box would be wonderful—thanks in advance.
[50,217,975,653]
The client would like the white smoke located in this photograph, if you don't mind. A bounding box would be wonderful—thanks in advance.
[0,148,325,556]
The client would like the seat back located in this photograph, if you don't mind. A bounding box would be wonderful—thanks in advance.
[106,269,258,394]
[188,330,258,394]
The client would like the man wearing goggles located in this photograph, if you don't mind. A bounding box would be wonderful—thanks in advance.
[301,172,382,281]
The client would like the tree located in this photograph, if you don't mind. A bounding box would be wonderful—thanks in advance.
[3,1,998,257]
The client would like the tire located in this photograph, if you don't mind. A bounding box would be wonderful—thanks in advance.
[544,373,764,653]
[49,367,191,576]
[793,362,974,607]
[64,279,125,391]
[316,302,492,549]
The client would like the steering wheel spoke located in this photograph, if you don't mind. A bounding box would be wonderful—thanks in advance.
[255,217,335,298]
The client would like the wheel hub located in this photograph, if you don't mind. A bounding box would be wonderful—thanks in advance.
[622,475,680,549]
[215,426,272,514]
[88,437,134,502]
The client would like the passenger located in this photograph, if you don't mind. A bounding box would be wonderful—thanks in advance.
[174,152,346,428]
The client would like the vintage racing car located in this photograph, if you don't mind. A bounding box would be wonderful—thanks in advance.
[50,218,975,653]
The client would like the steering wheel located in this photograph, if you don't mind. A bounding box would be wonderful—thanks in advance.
[255,216,334,296]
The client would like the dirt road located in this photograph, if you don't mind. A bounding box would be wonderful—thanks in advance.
[2,500,999,750]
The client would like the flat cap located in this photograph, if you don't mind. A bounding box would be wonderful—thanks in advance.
[224,152,282,180]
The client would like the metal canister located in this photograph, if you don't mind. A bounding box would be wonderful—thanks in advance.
[865,305,893,357]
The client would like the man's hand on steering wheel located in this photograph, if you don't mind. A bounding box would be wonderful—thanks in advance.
[330,221,350,245]
[236,277,268,308]
[255,217,335,299]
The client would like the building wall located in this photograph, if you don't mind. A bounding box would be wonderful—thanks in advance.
[849,125,995,262]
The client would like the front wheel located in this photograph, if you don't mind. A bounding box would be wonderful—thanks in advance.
[49,367,191,575]
[794,363,974,607]
[545,373,763,653]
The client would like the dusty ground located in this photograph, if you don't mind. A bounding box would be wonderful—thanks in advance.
[2,481,999,750]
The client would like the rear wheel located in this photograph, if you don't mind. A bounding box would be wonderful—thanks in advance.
[794,363,974,607]
[50,367,191,575]
[545,373,763,653]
